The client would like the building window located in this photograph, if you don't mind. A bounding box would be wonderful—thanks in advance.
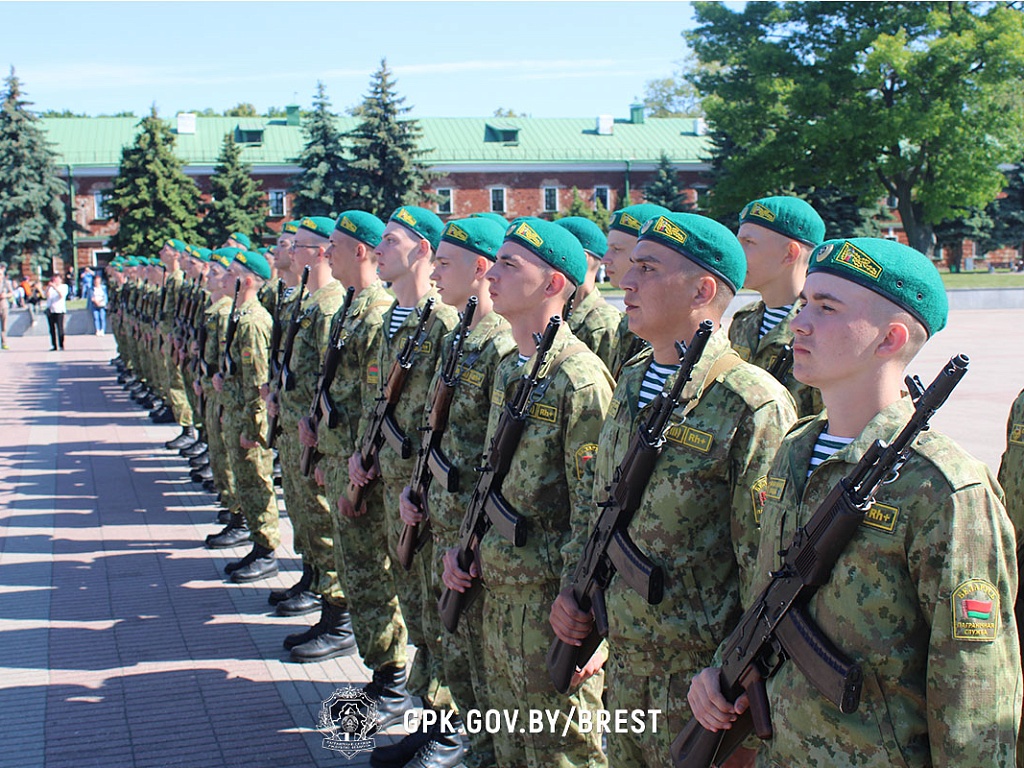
[543,187,559,213]
[94,190,111,220]
[886,194,898,209]
[268,190,287,218]
[594,186,610,210]
[490,188,506,213]
[437,188,453,215]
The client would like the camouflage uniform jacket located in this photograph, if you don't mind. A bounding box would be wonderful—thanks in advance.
[269,285,299,383]
[729,298,822,418]
[316,281,394,463]
[999,388,1024,545]
[257,279,277,316]
[422,310,516,547]
[221,297,273,445]
[752,399,1020,768]
[609,312,647,379]
[568,288,623,374]
[478,323,613,597]
[372,291,459,487]
[601,330,797,673]
[157,269,185,343]
[202,296,233,384]
[279,281,346,427]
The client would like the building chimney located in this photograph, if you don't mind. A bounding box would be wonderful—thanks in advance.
[596,114,614,136]
[286,105,300,126]
[176,112,197,135]
[630,103,645,124]
[693,117,708,136]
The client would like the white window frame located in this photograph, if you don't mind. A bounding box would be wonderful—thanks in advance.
[542,186,559,213]
[94,190,112,220]
[594,185,610,211]
[268,189,287,218]
[490,187,507,214]
[436,188,453,215]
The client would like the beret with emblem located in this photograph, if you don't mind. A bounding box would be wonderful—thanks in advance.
[390,205,444,251]
[298,216,335,240]
[808,238,947,335]
[211,247,240,269]
[123,256,139,267]
[235,249,271,280]
[193,247,213,263]
[638,212,746,293]
[738,196,825,247]
[504,217,587,286]
[334,210,386,248]
[555,216,608,259]
[441,217,506,261]
[609,203,672,236]
[470,212,510,228]
[282,220,301,235]
[230,232,252,249]
[166,238,187,252]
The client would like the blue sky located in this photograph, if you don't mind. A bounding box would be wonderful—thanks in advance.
[4,1,702,119]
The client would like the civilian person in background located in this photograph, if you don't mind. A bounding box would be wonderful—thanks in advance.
[80,266,95,301]
[0,264,13,349]
[64,266,76,299]
[91,275,108,336]
[45,273,68,351]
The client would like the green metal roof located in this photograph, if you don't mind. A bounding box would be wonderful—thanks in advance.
[40,115,711,168]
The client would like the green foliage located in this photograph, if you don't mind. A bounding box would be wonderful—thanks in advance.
[982,163,1024,255]
[688,1,1024,254]
[41,109,86,118]
[225,102,258,117]
[934,207,994,272]
[0,68,67,271]
[493,107,528,118]
[339,59,436,217]
[799,185,892,240]
[289,82,350,218]
[644,154,694,211]
[198,132,266,248]
[106,107,200,255]
[642,54,705,118]
[554,187,610,230]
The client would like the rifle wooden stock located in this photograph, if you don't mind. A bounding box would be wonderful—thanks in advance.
[437,316,561,633]
[267,266,309,449]
[670,354,970,768]
[546,320,713,694]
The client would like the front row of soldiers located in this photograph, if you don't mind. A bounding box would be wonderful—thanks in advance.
[104,193,1022,768]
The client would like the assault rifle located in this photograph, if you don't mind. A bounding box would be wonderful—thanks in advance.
[396,296,478,571]
[546,320,714,694]
[267,266,309,450]
[348,298,437,512]
[267,279,286,383]
[300,286,355,477]
[766,344,794,384]
[437,316,562,633]
[670,354,970,768]
[220,278,242,377]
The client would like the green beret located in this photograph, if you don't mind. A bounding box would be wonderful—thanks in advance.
[504,217,587,286]
[441,217,505,261]
[390,205,444,251]
[610,203,672,236]
[298,216,335,239]
[114,265,124,273]
[555,217,608,259]
[335,210,386,248]
[124,257,139,267]
[638,212,746,293]
[193,247,213,263]
[235,249,271,280]
[149,256,165,267]
[470,212,510,228]
[230,232,252,249]
[739,196,825,247]
[807,238,947,336]
[211,247,240,269]
[258,247,269,255]
[283,220,301,235]
[166,238,187,252]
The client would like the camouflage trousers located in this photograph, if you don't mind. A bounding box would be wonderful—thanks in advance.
[162,345,194,428]
[277,426,343,602]
[323,459,407,671]
[221,420,280,550]
[482,584,606,768]
[605,649,709,766]
[205,394,236,511]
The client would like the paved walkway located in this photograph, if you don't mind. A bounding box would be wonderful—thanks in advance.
[0,335,400,768]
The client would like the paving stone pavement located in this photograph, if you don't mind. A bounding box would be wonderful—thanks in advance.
[0,336,421,768]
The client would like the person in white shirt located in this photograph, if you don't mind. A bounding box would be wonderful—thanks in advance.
[90,275,108,335]
[45,273,68,351]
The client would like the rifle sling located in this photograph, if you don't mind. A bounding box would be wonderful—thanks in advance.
[680,350,744,418]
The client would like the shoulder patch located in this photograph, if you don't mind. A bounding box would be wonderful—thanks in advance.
[765,476,787,501]
[607,398,621,419]
[861,502,900,534]
[575,443,599,480]
[952,579,999,642]
[666,424,714,453]
[751,475,768,524]
[733,344,751,362]
[460,368,484,388]
[366,363,380,386]
[1010,423,1024,446]
[492,389,505,408]
[241,346,254,360]
[528,402,558,424]
[419,340,433,355]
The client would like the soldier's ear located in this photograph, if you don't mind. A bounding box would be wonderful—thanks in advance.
[473,256,490,280]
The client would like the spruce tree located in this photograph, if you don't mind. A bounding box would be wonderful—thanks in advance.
[198,132,266,248]
[982,163,1024,259]
[289,82,349,218]
[555,187,610,230]
[0,68,67,272]
[644,153,691,211]
[106,107,200,255]
[341,59,435,216]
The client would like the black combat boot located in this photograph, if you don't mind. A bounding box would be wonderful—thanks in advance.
[363,665,415,731]
[165,426,198,450]
[205,514,249,549]
[269,561,313,605]
[289,602,357,662]
[151,406,175,423]
[181,438,208,458]
[230,544,278,583]
[369,721,437,768]
[283,607,328,651]
[191,464,214,484]
[189,451,210,469]
[402,724,466,768]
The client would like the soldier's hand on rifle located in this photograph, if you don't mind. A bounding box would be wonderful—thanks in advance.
[239,435,257,450]
[212,372,224,392]
[266,392,280,417]
[259,382,270,400]
[399,486,425,526]
[297,416,318,447]
[314,465,325,488]
[193,380,203,396]
[348,450,378,487]
[549,587,595,646]
[337,493,366,519]
[442,545,479,592]
[687,666,749,733]
[570,644,607,690]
